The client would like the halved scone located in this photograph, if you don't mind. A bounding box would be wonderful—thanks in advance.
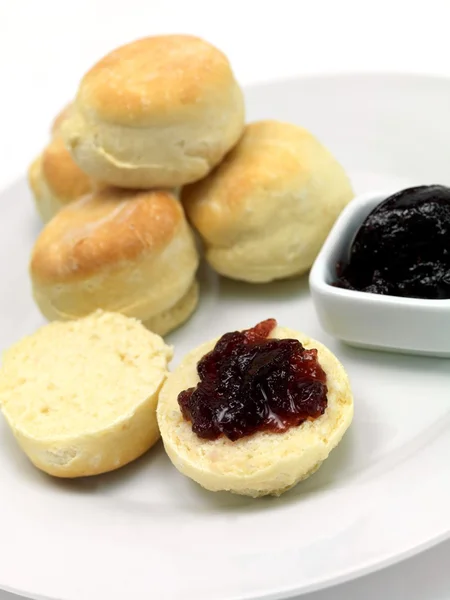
[157,324,353,497]
[0,311,173,477]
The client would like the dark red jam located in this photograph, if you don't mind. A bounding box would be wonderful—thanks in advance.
[178,319,328,441]
[335,185,450,299]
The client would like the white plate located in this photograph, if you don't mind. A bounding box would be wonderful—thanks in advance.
[1,73,450,600]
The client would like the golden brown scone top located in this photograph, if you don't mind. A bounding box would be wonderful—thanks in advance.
[31,188,183,282]
[182,120,337,243]
[77,35,236,125]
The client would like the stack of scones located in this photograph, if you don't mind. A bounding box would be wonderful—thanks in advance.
[0,34,356,487]
[28,34,353,337]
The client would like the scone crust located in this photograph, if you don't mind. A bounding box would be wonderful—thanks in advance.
[30,188,199,329]
[61,36,245,188]
[31,188,185,282]
[183,121,322,242]
[77,35,238,125]
[28,144,92,225]
[51,103,73,135]
[182,120,353,282]
[157,326,354,497]
[143,280,199,337]
[40,136,92,203]
[28,104,92,223]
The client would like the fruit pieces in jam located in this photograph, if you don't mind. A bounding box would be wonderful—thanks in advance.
[178,319,328,441]
[335,185,450,299]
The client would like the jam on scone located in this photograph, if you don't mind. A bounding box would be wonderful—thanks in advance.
[178,319,328,441]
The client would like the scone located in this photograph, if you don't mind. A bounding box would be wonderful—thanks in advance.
[0,311,173,477]
[182,120,354,283]
[30,188,199,336]
[157,319,353,497]
[28,135,93,223]
[61,35,245,188]
[51,103,73,135]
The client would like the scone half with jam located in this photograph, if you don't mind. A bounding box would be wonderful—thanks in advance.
[157,319,353,497]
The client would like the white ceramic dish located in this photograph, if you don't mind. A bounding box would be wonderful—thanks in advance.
[1,73,450,600]
[310,191,450,357]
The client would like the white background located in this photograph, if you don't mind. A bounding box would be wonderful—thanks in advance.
[1,0,450,598]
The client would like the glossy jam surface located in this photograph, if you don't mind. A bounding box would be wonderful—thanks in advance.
[178,319,328,441]
[335,185,450,299]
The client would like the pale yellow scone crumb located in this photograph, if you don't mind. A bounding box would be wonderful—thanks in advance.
[0,311,173,477]
[157,327,353,497]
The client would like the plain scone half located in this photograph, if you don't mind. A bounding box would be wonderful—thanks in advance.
[0,311,173,477]
[157,326,353,497]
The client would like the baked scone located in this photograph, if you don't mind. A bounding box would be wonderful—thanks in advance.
[28,135,93,223]
[51,103,73,135]
[182,120,354,283]
[30,188,199,336]
[0,311,173,477]
[157,322,353,497]
[61,35,245,188]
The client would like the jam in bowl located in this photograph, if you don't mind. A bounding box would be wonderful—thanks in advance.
[309,187,450,357]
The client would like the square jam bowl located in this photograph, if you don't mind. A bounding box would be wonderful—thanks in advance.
[309,191,450,357]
